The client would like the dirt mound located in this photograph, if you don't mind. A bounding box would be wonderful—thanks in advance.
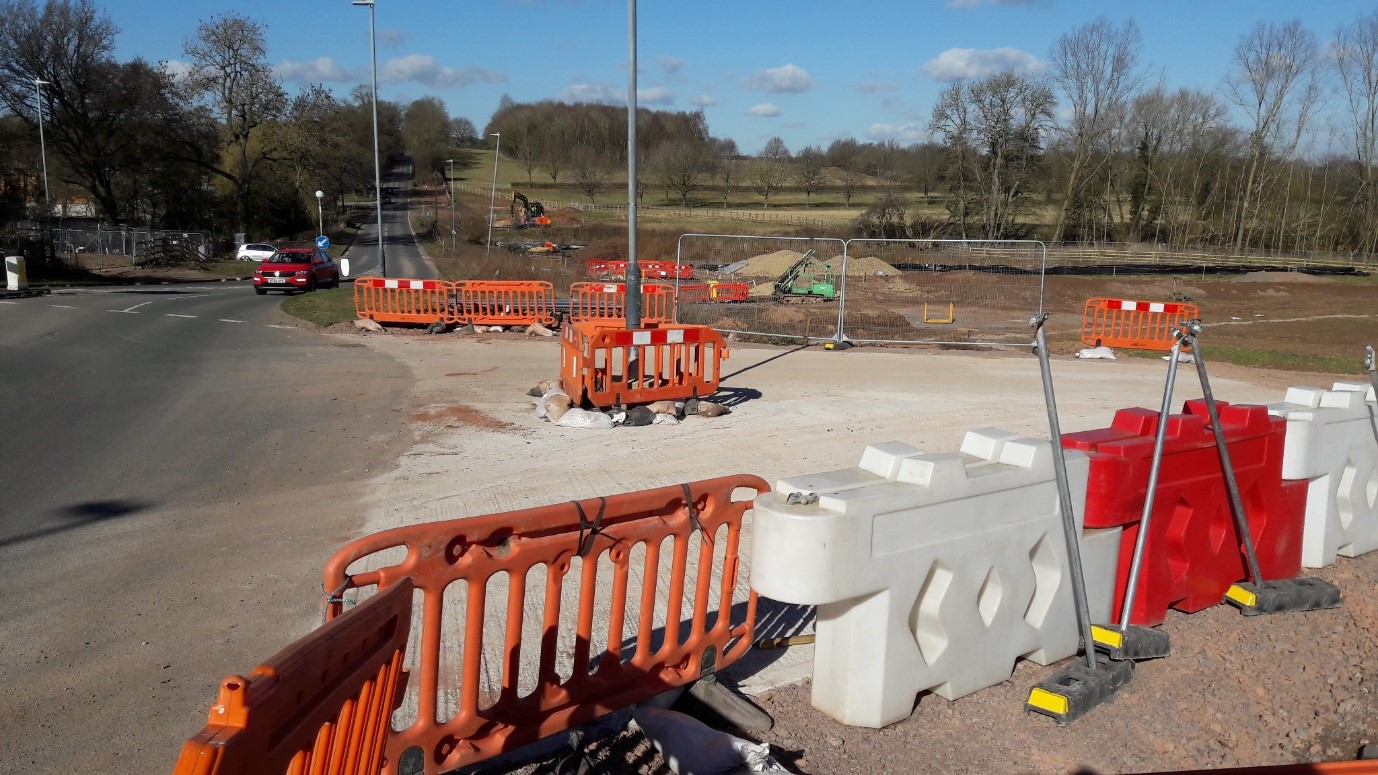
[1233,271,1328,283]
[735,250,901,278]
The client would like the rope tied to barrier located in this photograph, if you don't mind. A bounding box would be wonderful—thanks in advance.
[573,497,609,557]
[322,578,356,615]
[680,483,710,547]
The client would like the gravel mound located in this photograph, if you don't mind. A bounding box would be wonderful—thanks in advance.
[735,250,900,278]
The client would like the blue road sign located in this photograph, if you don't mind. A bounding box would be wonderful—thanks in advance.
[315,235,330,249]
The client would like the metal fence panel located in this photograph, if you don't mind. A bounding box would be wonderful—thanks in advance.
[674,234,847,343]
[839,239,1047,348]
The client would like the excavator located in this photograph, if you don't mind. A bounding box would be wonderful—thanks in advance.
[510,192,551,228]
[772,249,837,302]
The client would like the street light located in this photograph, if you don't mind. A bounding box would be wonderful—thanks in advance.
[352,0,385,277]
[445,159,455,252]
[625,0,641,329]
[33,78,50,212]
[315,190,325,237]
[486,132,500,260]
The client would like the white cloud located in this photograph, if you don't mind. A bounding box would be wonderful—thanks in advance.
[690,94,718,108]
[559,82,622,104]
[378,28,410,48]
[920,47,1043,81]
[744,63,812,93]
[276,56,356,83]
[638,85,674,105]
[380,55,505,88]
[867,123,927,144]
[657,56,684,74]
[746,103,782,118]
[161,59,193,82]
[858,81,899,94]
[947,0,1038,6]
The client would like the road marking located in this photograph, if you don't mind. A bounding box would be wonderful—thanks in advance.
[264,324,292,329]
[113,301,155,313]
[219,319,246,324]
[48,304,76,309]
[0,300,18,305]
[166,314,197,319]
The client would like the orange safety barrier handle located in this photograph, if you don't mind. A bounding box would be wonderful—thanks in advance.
[1080,297,1199,351]
[321,475,770,775]
[354,277,455,325]
[451,280,556,327]
[171,580,414,775]
[560,322,728,409]
[567,282,676,324]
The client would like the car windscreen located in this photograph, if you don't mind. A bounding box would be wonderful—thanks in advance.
[268,253,307,263]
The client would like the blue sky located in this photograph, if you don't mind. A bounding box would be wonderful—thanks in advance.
[106,0,1374,155]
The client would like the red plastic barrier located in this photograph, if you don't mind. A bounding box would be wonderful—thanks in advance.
[172,580,413,775]
[354,277,453,325]
[1081,298,1198,351]
[567,282,675,325]
[451,280,556,327]
[586,259,693,280]
[321,476,769,774]
[1063,400,1305,626]
[560,321,727,408]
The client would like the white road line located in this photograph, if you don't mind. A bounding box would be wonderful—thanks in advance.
[0,300,18,305]
[218,319,246,324]
[48,304,76,309]
[166,314,197,319]
[264,324,293,329]
[114,301,155,313]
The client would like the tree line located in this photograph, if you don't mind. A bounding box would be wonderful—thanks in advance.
[0,0,477,239]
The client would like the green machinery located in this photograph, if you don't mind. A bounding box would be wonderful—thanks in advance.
[772,249,837,302]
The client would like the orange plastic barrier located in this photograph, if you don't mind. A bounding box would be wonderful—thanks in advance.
[321,476,769,775]
[1080,297,1199,350]
[172,580,413,775]
[586,259,693,280]
[678,283,750,304]
[354,277,454,325]
[567,282,675,325]
[560,321,728,409]
[451,280,556,327]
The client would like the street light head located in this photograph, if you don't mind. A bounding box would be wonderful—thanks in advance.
[491,133,500,138]
[34,79,50,86]
[315,190,324,199]
[351,0,374,5]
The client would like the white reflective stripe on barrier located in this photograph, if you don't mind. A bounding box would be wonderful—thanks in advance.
[1268,386,1378,568]
[750,429,1120,729]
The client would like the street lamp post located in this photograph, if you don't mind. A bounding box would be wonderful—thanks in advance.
[315,190,325,237]
[445,159,456,252]
[352,0,385,277]
[625,0,641,329]
[486,132,500,260]
[33,78,50,212]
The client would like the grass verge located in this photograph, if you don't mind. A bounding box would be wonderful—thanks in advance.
[280,286,357,326]
[1127,346,1362,374]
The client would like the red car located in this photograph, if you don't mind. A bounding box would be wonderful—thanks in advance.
[252,248,340,295]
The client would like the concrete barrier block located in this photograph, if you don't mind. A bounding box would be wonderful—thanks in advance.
[750,430,1120,728]
[1333,381,1377,403]
[1270,386,1378,567]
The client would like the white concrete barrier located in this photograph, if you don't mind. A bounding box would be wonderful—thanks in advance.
[750,429,1121,729]
[5,255,27,291]
[1269,386,1378,568]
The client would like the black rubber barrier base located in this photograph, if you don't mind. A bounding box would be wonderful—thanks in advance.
[1092,624,1171,661]
[1027,657,1135,725]
[1225,577,1343,616]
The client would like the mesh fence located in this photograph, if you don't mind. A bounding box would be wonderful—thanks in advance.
[674,234,846,343]
[839,239,1046,347]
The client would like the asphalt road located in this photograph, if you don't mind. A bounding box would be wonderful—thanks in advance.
[0,239,427,768]
[342,169,437,281]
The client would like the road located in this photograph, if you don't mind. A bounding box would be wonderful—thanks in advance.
[0,210,431,771]
[342,168,437,280]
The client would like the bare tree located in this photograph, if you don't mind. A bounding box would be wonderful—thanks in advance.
[401,96,452,183]
[1224,19,1321,250]
[647,139,711,207]
[752,136,790,208]
[930,82,976,237]
[711,138,738,208]
[570,147,610,204]
[795,145,826,204]
[1048,16,1144,242]
[1334,11,1378,253]
[181,11,288,235]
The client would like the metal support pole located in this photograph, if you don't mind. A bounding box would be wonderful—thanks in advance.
[446,159,455,252]
[34,79,50,211]
[487,133,500,260]
[1117,332,1185,629]
[1031,313,1097,670]
[354,0,385,277]
[315,190,324,237]
[624,0,642,330]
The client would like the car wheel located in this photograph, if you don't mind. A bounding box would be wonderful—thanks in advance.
[307,276,317,293]
[254,287,267,295]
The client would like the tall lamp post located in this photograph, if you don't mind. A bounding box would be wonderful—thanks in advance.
[352,0,385,277]
[314,190,325,237]
[625,0,641,329]
[33,78,50,212]
[486,132,500,260]
[445,158,455,252]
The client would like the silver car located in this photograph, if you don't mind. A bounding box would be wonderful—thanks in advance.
[236,243,277,261]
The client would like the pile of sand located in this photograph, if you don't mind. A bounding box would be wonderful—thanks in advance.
[734,249,901,278]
